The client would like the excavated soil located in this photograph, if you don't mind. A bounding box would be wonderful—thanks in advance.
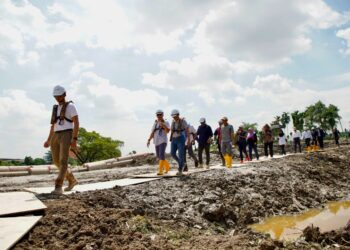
[9,145,350,249]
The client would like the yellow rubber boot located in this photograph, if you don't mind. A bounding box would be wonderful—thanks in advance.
[227,155,232,168]
[157,160,164,175]
[164,160,170,173]
[224,155,228,167]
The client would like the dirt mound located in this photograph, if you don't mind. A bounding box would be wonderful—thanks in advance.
[302,221,350,248]
[14,146,350,249]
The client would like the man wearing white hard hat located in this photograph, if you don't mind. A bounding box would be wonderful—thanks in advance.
[44,85,79,195]
[147,110,170,175]
[169,109,190,176]
[196,118,213,169]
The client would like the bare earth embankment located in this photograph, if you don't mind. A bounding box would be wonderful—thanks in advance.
[6,145,350,249]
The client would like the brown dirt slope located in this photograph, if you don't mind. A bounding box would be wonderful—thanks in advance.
[15,146,350,249]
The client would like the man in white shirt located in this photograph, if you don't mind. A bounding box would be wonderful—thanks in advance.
[44,85,79,195]
[292,127,302,153]
[302,128,312,152]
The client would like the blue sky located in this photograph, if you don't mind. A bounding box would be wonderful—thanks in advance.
[1,0,350,158]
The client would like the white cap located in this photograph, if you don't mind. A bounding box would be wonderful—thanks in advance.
[199,117,206,123]
[156,109,164,115]
[53,85,66,96]
[171,109,180,117]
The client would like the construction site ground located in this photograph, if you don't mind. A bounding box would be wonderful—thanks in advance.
[2,144,350,249]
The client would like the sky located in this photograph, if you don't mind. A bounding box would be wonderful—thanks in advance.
[0,0,350,158]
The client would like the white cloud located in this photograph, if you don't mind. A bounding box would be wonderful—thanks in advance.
[190,0,349,66]
[70,61,95,75]
[70,71,168,121]
[185,102,199,114]
[336,28,350,55]
[301,0,350,29]
[0,89,50,158]
[1,0,347,64]
[142,72,172,89]
[328,72,350,82]
[199,91,216,105]
[0,0,191,62]
[142,54,245,106]
[253,74,293,94]
[242,74,350,126]
[249,74,318,108]
[17,50,40,65]
[142,55,242,90]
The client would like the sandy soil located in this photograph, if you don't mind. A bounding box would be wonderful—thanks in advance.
[5,144,350,249]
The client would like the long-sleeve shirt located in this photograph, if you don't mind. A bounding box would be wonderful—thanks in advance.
[292,130,301,139]
[302,130,312,140]
[197,124,213,146]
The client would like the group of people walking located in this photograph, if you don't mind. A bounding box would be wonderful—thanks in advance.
[44,84,344,194]
[146,109,283,177]
[147,109,344,176]
[147,109,215,176]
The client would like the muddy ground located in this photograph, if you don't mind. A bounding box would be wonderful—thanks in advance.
[5,144,350,249]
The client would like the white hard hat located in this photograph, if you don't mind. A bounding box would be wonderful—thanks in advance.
[171,109,180,117]
[53,85,66,96]
[199,117,206,123]
[156,109,164,115]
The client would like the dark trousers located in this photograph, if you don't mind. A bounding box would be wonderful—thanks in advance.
[264,142,273,157]
[217,142,225,165]
[247,141,259,160]
[305,138,311,147]
[279,145,286,155]
[293,138,301,153]
[198,143,210,165]
[335,138,340,146]
[238,141,248,161]
[318,137,324,149]
[184,144,198,164]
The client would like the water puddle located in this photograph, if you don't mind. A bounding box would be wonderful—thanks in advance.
[250,200,350,241]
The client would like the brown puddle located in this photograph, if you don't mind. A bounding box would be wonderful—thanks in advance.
[250,200,350,241]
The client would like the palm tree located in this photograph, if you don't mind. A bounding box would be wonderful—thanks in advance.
[281,112,290,134]
[291,111,304,131]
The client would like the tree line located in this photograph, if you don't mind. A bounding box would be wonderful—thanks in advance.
[0,128,124,166]
[272,100,342,132]
[0,100,344,167]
